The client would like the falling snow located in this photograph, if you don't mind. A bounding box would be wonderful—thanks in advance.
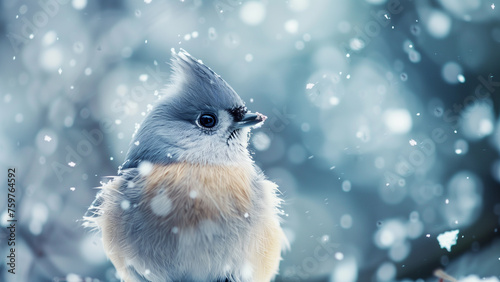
[189,190,198,199]
[138,161,153,176]
[150,191,173,216]
[437,229,460,252]
[121,200,131,210]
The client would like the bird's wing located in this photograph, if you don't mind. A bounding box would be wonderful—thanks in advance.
[83,169,139,227]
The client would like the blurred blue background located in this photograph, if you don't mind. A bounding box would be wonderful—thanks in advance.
[1,0,500,281]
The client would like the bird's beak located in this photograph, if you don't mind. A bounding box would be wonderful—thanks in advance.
[234,112,267,128]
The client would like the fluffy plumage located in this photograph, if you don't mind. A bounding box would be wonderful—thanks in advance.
[85,49,287,282]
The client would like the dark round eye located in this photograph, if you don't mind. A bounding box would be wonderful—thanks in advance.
[198,113,217,128]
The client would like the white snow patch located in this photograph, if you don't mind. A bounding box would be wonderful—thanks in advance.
[349,38,365,51]
[335,252,344,260]
[121,200,130,210]
[306,83,315,89]
[437,229,459,252]
[331,257,358,282]
[138,161,153,176]
[240,2,266,26]
[245,54,253,62]
[342,180,351,192]
[150,191,172,216]
[252,132,271,151]
[383,109,412,134]
[284,19,299,34]
[327,97,339,107]
[72,0,87,10]
[376,262,396,281]
[426,10,452,38]
[340,214,353,229]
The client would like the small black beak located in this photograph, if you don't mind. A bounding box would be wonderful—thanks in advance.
[234,112,267,128]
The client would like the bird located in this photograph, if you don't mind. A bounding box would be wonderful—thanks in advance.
[84,48,288,282]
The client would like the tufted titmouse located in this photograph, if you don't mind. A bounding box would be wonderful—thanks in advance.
[84,49,287,282]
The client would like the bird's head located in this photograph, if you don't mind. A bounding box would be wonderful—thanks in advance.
[122,49,266,169]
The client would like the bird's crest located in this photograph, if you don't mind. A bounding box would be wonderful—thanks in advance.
[168,48,244,109]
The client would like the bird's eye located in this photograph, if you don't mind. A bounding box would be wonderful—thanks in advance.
[198,113,217,128]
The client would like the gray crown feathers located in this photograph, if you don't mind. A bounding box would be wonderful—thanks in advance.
[168,48,244,110]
